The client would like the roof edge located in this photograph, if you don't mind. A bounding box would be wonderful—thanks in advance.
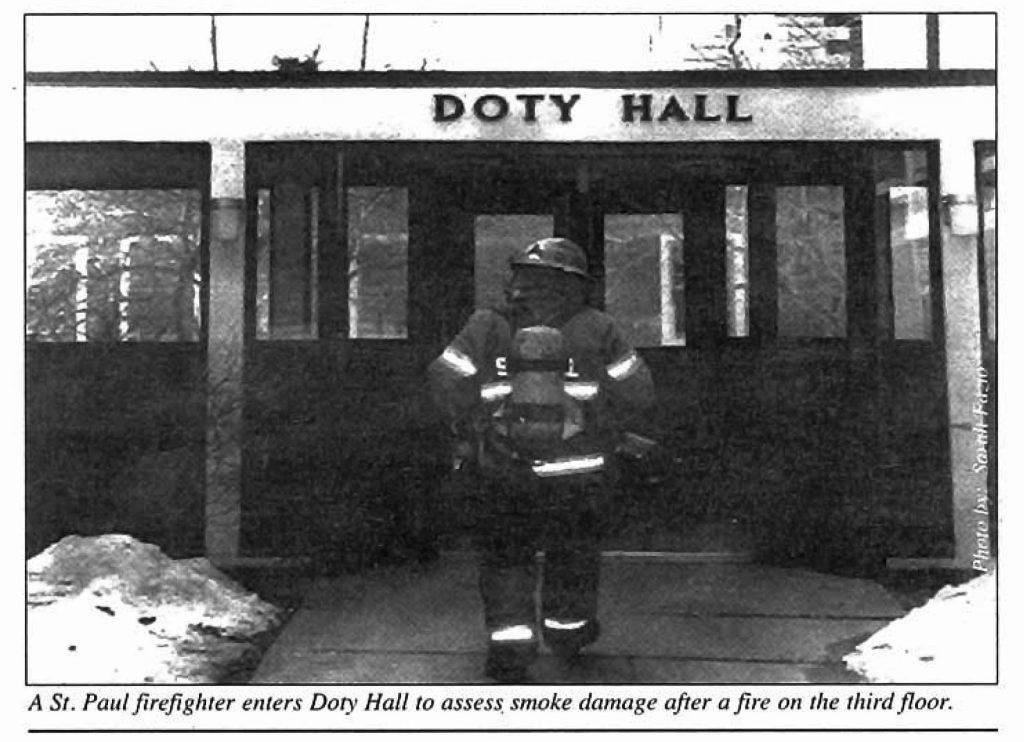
[25,69,995,89]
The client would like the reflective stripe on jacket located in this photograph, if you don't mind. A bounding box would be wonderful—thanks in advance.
[428,307,655,479]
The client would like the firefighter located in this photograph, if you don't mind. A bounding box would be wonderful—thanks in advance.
[428,237,656,682]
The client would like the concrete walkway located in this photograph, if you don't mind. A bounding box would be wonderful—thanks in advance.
[252,556,906,684]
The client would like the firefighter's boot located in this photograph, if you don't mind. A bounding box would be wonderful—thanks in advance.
[485,624,538,683]
[542,618,601,662]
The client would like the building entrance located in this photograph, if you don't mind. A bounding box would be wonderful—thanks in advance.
[243,141,952,563]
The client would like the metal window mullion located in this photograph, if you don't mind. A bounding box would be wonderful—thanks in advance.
[974,140,995,346]
[874,181,895,344]
[266,184,277,333]
[927,143,947,353]
[336,151,351,340]
[315,149,346,340]
[747,183,777,345]
[845,155,875,347]
[307,186,320,337]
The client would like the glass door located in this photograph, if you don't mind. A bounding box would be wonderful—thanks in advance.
[592,174,750,552]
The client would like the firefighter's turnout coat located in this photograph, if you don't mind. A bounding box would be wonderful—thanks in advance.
[429,305,655,482]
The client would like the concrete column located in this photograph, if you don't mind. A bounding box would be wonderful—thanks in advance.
[939,138,992,573]
[206,139,246,560]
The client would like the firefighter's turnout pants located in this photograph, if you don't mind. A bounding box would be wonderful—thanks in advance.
[476,471,607,648]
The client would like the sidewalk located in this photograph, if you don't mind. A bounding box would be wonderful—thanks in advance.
[251,555,905,684]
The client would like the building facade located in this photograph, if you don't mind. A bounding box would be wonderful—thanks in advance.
[25,14,996,574]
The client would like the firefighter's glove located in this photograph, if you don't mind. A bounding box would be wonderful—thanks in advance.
[615,432,669,485]
[451,440,474,472]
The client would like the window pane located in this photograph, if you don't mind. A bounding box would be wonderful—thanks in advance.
[889,186,932,340]
[348,187,409,339]
[776,186,847,338]
[605,213,685,347]
[255,183,320,340]
[474,214,553,310]
[980,149,996,341]
[873,148,932,341]
[255,188,272,338]
[939,14,995,69]
[26,189,201,342]
[861,14,927,69]
[726,186,749,337]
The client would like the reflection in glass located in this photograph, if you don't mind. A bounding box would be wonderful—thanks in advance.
[255,184,321,339]
[605,213,685,347]
[776,186,847,338]
[980,151,996,341]
[474,214,554,310]
[26,189,202,342]
[255,188,272,338]
[348,187,409,339]
[872,148,933,341]
[889,187,931,340]
[726,186,749,337]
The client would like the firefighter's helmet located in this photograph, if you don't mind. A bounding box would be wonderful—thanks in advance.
[510,238,589,278]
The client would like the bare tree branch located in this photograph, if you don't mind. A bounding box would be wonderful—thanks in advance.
[727,14,744,69]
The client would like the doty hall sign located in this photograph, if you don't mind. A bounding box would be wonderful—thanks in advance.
[433,92,754,124]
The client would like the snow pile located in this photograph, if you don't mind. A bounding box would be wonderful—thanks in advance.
[28,534,284,683]
[844,570,995,683]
